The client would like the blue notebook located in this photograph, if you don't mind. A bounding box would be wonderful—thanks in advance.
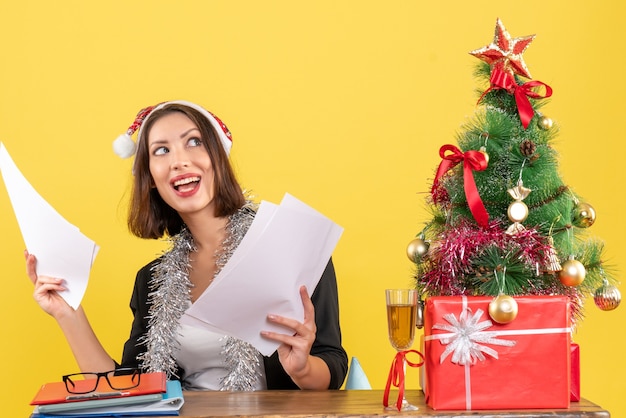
[31,380,184,417]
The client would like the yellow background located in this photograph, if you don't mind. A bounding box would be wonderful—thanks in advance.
[1,1,624,416]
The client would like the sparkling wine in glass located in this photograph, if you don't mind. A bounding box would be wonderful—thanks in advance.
[385,289,418,411]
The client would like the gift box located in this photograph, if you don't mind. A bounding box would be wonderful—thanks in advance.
[423,295,571,410]
[571,343,580,402]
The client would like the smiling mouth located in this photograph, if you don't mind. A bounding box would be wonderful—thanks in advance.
[173,176,200,192]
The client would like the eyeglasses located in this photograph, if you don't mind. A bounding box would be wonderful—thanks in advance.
[62,368,141,394]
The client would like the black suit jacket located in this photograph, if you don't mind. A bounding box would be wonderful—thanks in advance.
[119,258,348,389]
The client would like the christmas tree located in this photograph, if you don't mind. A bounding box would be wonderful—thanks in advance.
[409,18,621,325]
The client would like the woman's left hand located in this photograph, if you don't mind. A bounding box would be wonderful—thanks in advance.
[262,285,317,381]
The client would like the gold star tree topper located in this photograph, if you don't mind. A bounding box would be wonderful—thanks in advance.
[470,18,535,79]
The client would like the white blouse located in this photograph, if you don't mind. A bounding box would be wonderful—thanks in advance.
[174,322,267,391]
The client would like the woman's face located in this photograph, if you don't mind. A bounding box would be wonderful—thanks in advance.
[147,111,217,217]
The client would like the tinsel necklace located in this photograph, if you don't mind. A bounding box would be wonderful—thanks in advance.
[137,201,263,391]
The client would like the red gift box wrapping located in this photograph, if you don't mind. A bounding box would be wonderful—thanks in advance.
[571,343,580,401]
[423,295,571,410]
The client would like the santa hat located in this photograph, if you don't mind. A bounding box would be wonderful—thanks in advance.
[112,100,233,159]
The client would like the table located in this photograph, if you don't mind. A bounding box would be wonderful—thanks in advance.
[171,390,610,417]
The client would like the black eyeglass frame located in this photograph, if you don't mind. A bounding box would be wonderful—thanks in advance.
[62,367,142,394]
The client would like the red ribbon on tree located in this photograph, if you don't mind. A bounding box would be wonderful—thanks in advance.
[431,144,489,228]
[383,350,425,411]
[513,80,553,129]
[482,67,552,129]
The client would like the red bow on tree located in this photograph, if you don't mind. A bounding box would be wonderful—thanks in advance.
[431,144,489,228]
[485,67,552,129]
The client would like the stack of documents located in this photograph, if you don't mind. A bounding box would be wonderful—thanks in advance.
[30,372,184,417]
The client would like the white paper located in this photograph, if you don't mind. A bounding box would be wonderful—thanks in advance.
[181,193,343,356]
[0,143,99,309]
[209,200,278,288]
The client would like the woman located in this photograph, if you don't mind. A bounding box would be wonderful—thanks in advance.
[26,100,348,391]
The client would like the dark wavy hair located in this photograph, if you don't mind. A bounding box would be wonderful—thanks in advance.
[127,103,245,239]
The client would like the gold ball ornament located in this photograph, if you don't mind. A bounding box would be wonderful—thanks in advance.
[507,201,529,223]
[479,146,489,165]
[594,282,621,311]
[572,202,596,228]
[415,298,425,329]
[406,238,429,261]
[537,115,553,130]
[488,294,519,324]
[559,259,586,286]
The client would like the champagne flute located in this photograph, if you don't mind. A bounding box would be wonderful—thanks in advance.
[385,289,418,411]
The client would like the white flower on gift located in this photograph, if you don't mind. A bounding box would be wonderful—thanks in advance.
[433,307,516,366]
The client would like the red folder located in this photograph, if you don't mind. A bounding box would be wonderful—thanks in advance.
[30,371,167,405]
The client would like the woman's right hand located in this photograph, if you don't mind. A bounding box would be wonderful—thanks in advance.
[25,251,116,372]
[25,250,73,319]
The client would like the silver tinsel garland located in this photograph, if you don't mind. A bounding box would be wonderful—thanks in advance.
[138,200,263,391]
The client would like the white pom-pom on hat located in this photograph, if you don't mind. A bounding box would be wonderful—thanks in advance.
[112,133,137,158]
[112,104,158,161]
[112,100,233,164]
